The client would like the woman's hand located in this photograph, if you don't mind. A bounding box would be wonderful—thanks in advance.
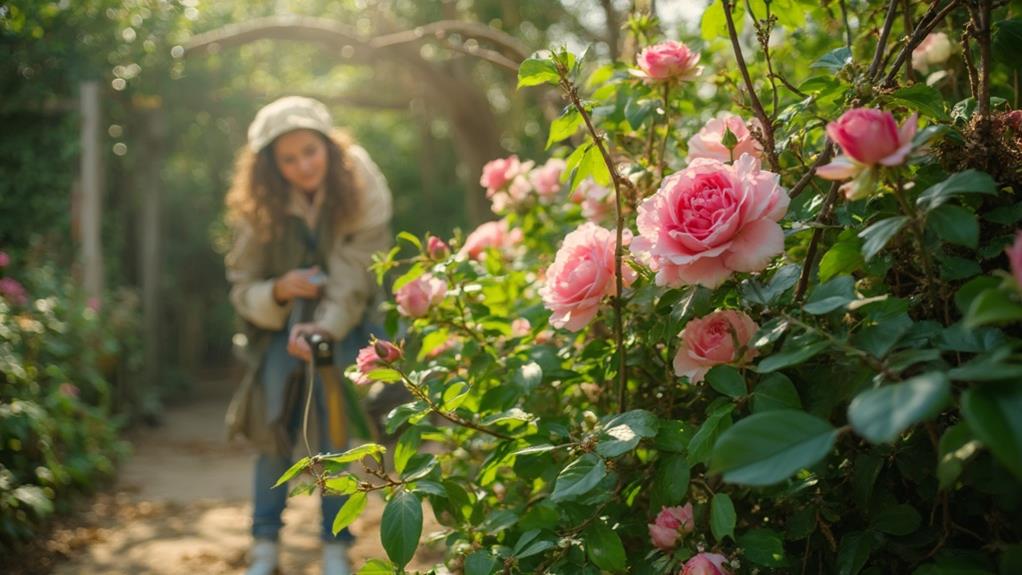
[272,266,323,304]
[287,322,331,362]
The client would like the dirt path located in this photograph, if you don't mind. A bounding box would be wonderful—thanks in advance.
[49,381,443,575]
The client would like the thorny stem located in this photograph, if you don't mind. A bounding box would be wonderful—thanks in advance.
[794,182,841,303]
[722,0,779,172]
[883,0,962,87]
[789,141,836,199]
[745,0,779,118]
[892,174,941,316]
[556,63,629,414]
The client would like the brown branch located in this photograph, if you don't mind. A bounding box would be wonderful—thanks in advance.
[883,0,962,87]
[794,182,840,303]
[370,19,530,62]
[789,141,835,199]
[869,0,900,81]
[556,63,629,414]
[721,0,779,172]
[976,0,993,165]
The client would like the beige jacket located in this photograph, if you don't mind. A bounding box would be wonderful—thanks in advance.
[225,145,393,342]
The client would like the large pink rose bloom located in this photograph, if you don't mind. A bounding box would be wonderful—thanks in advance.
[459,219,523,260]
[674,310,758,383]
[687,114,763,163]
[395,273,447,318]
[648,504,694,550]
[817,108,917,200]
[529,158,566,201]
[353,339,402,385]
[631,155,789,288]
[637,40,702,82]
[680,553,731,575]
[540,223,636,332]
[1007,230,1022,290]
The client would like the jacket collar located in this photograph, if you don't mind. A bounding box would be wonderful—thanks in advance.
[285,186,325,230]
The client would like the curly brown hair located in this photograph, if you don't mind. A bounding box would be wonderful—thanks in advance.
[225,130,364,242]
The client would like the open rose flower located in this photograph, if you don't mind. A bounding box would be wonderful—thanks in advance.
[636,40,702,82]
[510,318,531,338]
[912,32,952,73]
[570,178,613,223]
[631,155,789,288]
[529,158,566,201]
[648,504,694,550]
[459,219,523,260]
[674,310,758,383]
[681,553,732,575]
[540,222,636,332]
[817,108,917,200]
[480,155,534,212]
[1007,230,1022,290]
[353,339,403,385]
[687,114,763,163]
[395,273,447,318]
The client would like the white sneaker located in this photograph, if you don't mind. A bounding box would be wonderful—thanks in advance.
[322,541,352,575]
[245,539,279,575]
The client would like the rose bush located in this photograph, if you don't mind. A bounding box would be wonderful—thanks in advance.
[280,3,1022,574]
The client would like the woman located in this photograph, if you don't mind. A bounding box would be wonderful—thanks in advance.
[224,96,392,575]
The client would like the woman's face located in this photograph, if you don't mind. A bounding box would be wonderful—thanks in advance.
[272,129,328,193]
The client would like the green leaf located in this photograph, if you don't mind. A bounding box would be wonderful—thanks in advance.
[992,18,1022,64]
[887,83,949,121]
[738,528,787,567]
[650,453,690,510]
[937,422,980,490]
[332,491,368,535]
[756,339,829,372]
[961,382,1022,480]
[396,231,422,250]
[819,232,864,282]
[654,420,694,453]
[391,262,424,292]
[517,57,560,88]
[603,409,659,437]
[465,551,497,575]
[356,559,397,575]
[965,287,1022,328]
[752,373,802,412]
[710,409,839,486]
[394,428,421,474]
[804,275,856,314]
[870,504,921,535]
[706,365,746,398]
[550,454,607,502]
[324,474,359,496]
[927,204,979,248]
[700,0,727,40]
[400,453,437,482]
[547,107,583,149]
[811,46,852,71]
[859,216,909,261]
[847,372,951,444]
[688,404,735,465]
[916,170,999,211]
[442,381,470,411]
[322,443,387,466]
[585,521,626,572]
[273,456,310,488]
[366,368,403,383]
[836,531,873,575]
[710,493,736,542]
[380,491,423,568]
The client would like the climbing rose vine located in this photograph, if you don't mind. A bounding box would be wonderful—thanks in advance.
[280,4,1022,574]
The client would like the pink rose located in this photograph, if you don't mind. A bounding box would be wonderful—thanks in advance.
[674,310,758,383]
[1007,230,1022,290]
[570,179,613,223]
[687,114,763,164]
[395,273,447,318]
[648,504,694,550]
[817,108,917,200]
[631,155,789,288]
[426,334,459,359]
[540,223,636,332]
[59,383,80,398]
[1004,110,1022,133]
[459,219,523,260]
[0,251,9,268]
[637,40,702,82]
[680,553,731,575]
[912,32,952,72]
[0,277,28,306]
[427,235,450,259]
[353,339,403,385]
[480,155,526,192]
[510,318,531,338]
[529,158,566,201]
[86,297,102,312]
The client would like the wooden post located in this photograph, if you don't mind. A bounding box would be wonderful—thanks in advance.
[79,81,104,300]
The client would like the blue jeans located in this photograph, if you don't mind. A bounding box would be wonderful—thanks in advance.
[251,367,355,543]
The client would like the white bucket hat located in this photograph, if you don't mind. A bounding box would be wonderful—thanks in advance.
[247,96,334,153]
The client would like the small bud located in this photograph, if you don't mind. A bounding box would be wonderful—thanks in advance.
[721,125,739,150]
[427,235,450,259]
[373,339,403,363]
